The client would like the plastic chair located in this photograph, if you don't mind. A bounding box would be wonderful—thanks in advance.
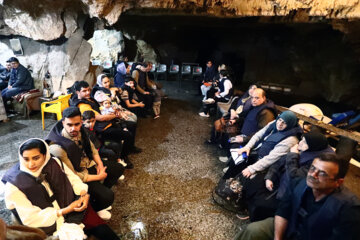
[41,94,71,130]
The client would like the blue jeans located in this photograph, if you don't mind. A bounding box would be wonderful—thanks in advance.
[1,87,25,102]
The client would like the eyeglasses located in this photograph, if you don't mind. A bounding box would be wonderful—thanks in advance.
[308,165,336,180]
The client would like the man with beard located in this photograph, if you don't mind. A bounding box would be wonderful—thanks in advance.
[47,107,124,220]
[234,153,360,240]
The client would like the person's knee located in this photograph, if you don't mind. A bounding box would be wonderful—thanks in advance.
[99,188,114,207]
[236,218,274,240]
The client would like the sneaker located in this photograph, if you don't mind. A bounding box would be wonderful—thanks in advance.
[203,98,215,104]
[123,156,134,169]
[118,159,127,167]
[118,175,125,181]
[223,167,229,173]
[218,156,229,163]
[97,209,111,220]
[199,112,210,118]
[154,115,160,119]
[204,139,215,145]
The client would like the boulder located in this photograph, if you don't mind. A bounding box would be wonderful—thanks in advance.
[2,6,64,41]
[88,29,125,63]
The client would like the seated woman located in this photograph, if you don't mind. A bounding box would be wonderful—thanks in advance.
[242,131,333,221]
[2,138,119,239]
[92,73,137,123]
[223,111,302,180]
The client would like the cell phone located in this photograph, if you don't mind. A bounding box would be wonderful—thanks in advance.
[228,137,236,143]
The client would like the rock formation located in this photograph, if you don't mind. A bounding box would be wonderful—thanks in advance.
[88,29,125,63]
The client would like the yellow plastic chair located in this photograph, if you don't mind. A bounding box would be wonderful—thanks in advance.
[41,94,71,130]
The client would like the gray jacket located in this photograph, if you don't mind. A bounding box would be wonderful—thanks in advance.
[245,120,299,174]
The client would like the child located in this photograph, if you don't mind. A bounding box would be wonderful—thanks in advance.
[120,78,146,117]
[82,110,133,169]
[152,85,162,119]
[100,98,117,115]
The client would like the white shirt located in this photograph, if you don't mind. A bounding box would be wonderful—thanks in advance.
[5,157,88,235]
[218,78,233,98]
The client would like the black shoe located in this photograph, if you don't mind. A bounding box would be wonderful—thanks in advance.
[123,156,134,169]
[130,146,142,154]
[204,139,215,145]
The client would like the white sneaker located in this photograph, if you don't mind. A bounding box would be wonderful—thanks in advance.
[118,175,125,181]
[97,209,111,220]
[219,156,229,163]
[223,167,229,173]
[118,159,127,167]
[199,112,210,118]
[203,98,215,104]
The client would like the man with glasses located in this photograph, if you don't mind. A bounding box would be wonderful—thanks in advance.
[224,88,276,146]
[235,153,360,240]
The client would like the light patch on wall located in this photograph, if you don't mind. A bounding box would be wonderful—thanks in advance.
[9,38,23,55]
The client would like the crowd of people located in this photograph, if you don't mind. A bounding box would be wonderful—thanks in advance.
[1,56,166,239]
[1,56,360,239]
[199,61,360,239]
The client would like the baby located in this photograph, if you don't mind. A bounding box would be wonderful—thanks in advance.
[100,99,117,115]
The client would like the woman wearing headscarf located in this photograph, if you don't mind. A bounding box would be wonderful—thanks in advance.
[241,131,333,222]
[91,74,139,148]
[223,111,302,180]
[2,138,119,239]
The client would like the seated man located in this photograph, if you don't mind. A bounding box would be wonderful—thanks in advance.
[70,80,141,163]
[235,153,360,240]
[208,84,257,144]
[199,69,233,117]
[47,107,124,220]
[241,132,334,222]
[132,62,154,114]
[0,60,11,90]
[230,88,276,144]
[200,60,217,100]
[1,57,34,111]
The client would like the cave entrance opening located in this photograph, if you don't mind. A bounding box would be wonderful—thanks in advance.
[109,13,360,114]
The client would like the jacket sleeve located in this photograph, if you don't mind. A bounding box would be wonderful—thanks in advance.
[53,157,88,195]
[257,109,276,130]
[264,154,287,182]
[49,144,89,182]
[244,121,274,149]
[11,67,31,88]
[285,152,310,178]
[248,136,299,174]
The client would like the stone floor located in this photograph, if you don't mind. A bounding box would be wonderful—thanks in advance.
[0,79,359,239]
